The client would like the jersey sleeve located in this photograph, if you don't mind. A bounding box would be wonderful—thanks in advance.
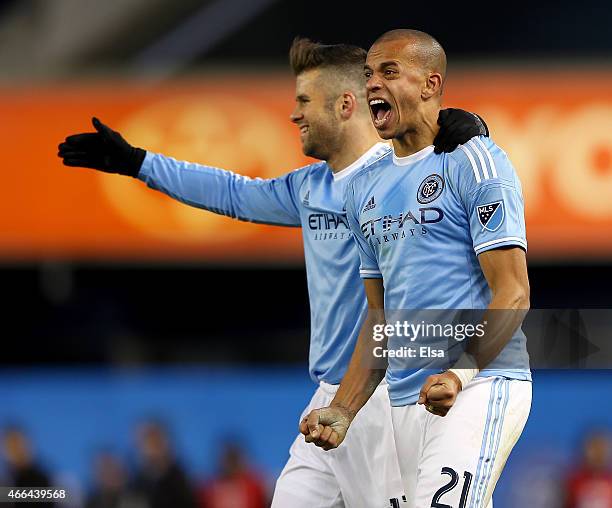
[345,177,382,279]
[138,151,307,227]
[447,136,527,256]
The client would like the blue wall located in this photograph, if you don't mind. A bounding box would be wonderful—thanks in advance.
[0,367,313,485]
[0,368,611,507]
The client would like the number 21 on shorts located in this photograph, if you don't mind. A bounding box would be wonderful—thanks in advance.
[431,467,473,508]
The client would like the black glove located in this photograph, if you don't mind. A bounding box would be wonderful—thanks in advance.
[58,117,146,177]
[433,108,489,154]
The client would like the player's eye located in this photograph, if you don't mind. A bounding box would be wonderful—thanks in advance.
[384,69,397,77]
[364,70,372,79]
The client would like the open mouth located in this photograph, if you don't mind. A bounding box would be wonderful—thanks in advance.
[369,98,393,129]
[299,125,309,136]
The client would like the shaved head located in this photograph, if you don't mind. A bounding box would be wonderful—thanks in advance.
[365,29,447,153]
[373,29,446,84]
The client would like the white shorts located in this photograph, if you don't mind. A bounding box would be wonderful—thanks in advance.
[272,381,405,508]
[392,376,532,508]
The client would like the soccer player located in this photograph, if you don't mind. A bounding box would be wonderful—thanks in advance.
[301,30,532,508]
[58,37,488,507]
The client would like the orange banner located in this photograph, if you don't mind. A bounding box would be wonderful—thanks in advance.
[2,71,612,262]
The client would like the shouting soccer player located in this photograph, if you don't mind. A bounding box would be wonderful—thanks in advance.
[58,38,488,507]
[302,30,532,508]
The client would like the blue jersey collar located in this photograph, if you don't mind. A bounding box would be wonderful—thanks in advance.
[332,142,389,181]
[392,145,434,166]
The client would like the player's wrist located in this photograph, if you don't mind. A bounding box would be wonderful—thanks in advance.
[124,147,146,178]
[447,352,479,390]
[329,400,357,422]
[443,370,464,392]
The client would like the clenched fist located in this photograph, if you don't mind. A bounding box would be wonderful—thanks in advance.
[299,405,355,451]
[418,371,463,417]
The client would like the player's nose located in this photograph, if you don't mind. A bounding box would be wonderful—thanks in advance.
[366,74,383,93]
[289,107,303,123]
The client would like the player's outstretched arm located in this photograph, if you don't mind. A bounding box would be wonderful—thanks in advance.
[58,118,303,227]
[300,278,387,450]
[419,247,529,417]
[434,108,489,154]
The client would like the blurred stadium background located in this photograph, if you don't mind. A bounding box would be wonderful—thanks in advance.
[1,0,612,506]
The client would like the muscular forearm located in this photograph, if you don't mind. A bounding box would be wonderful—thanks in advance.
[463,287,529,371]
[300,277,387,449]
[330,310,387,417]
[420,287,530,416]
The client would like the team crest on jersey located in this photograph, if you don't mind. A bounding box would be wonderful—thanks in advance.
[477,200,505,232]
[417,174,444,204]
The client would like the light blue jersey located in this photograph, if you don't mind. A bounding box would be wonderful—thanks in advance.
[138,143,391,384]
[345,136,531,406]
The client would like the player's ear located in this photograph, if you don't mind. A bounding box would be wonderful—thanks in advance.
[422,72,443,100]
[339,91,357,119]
